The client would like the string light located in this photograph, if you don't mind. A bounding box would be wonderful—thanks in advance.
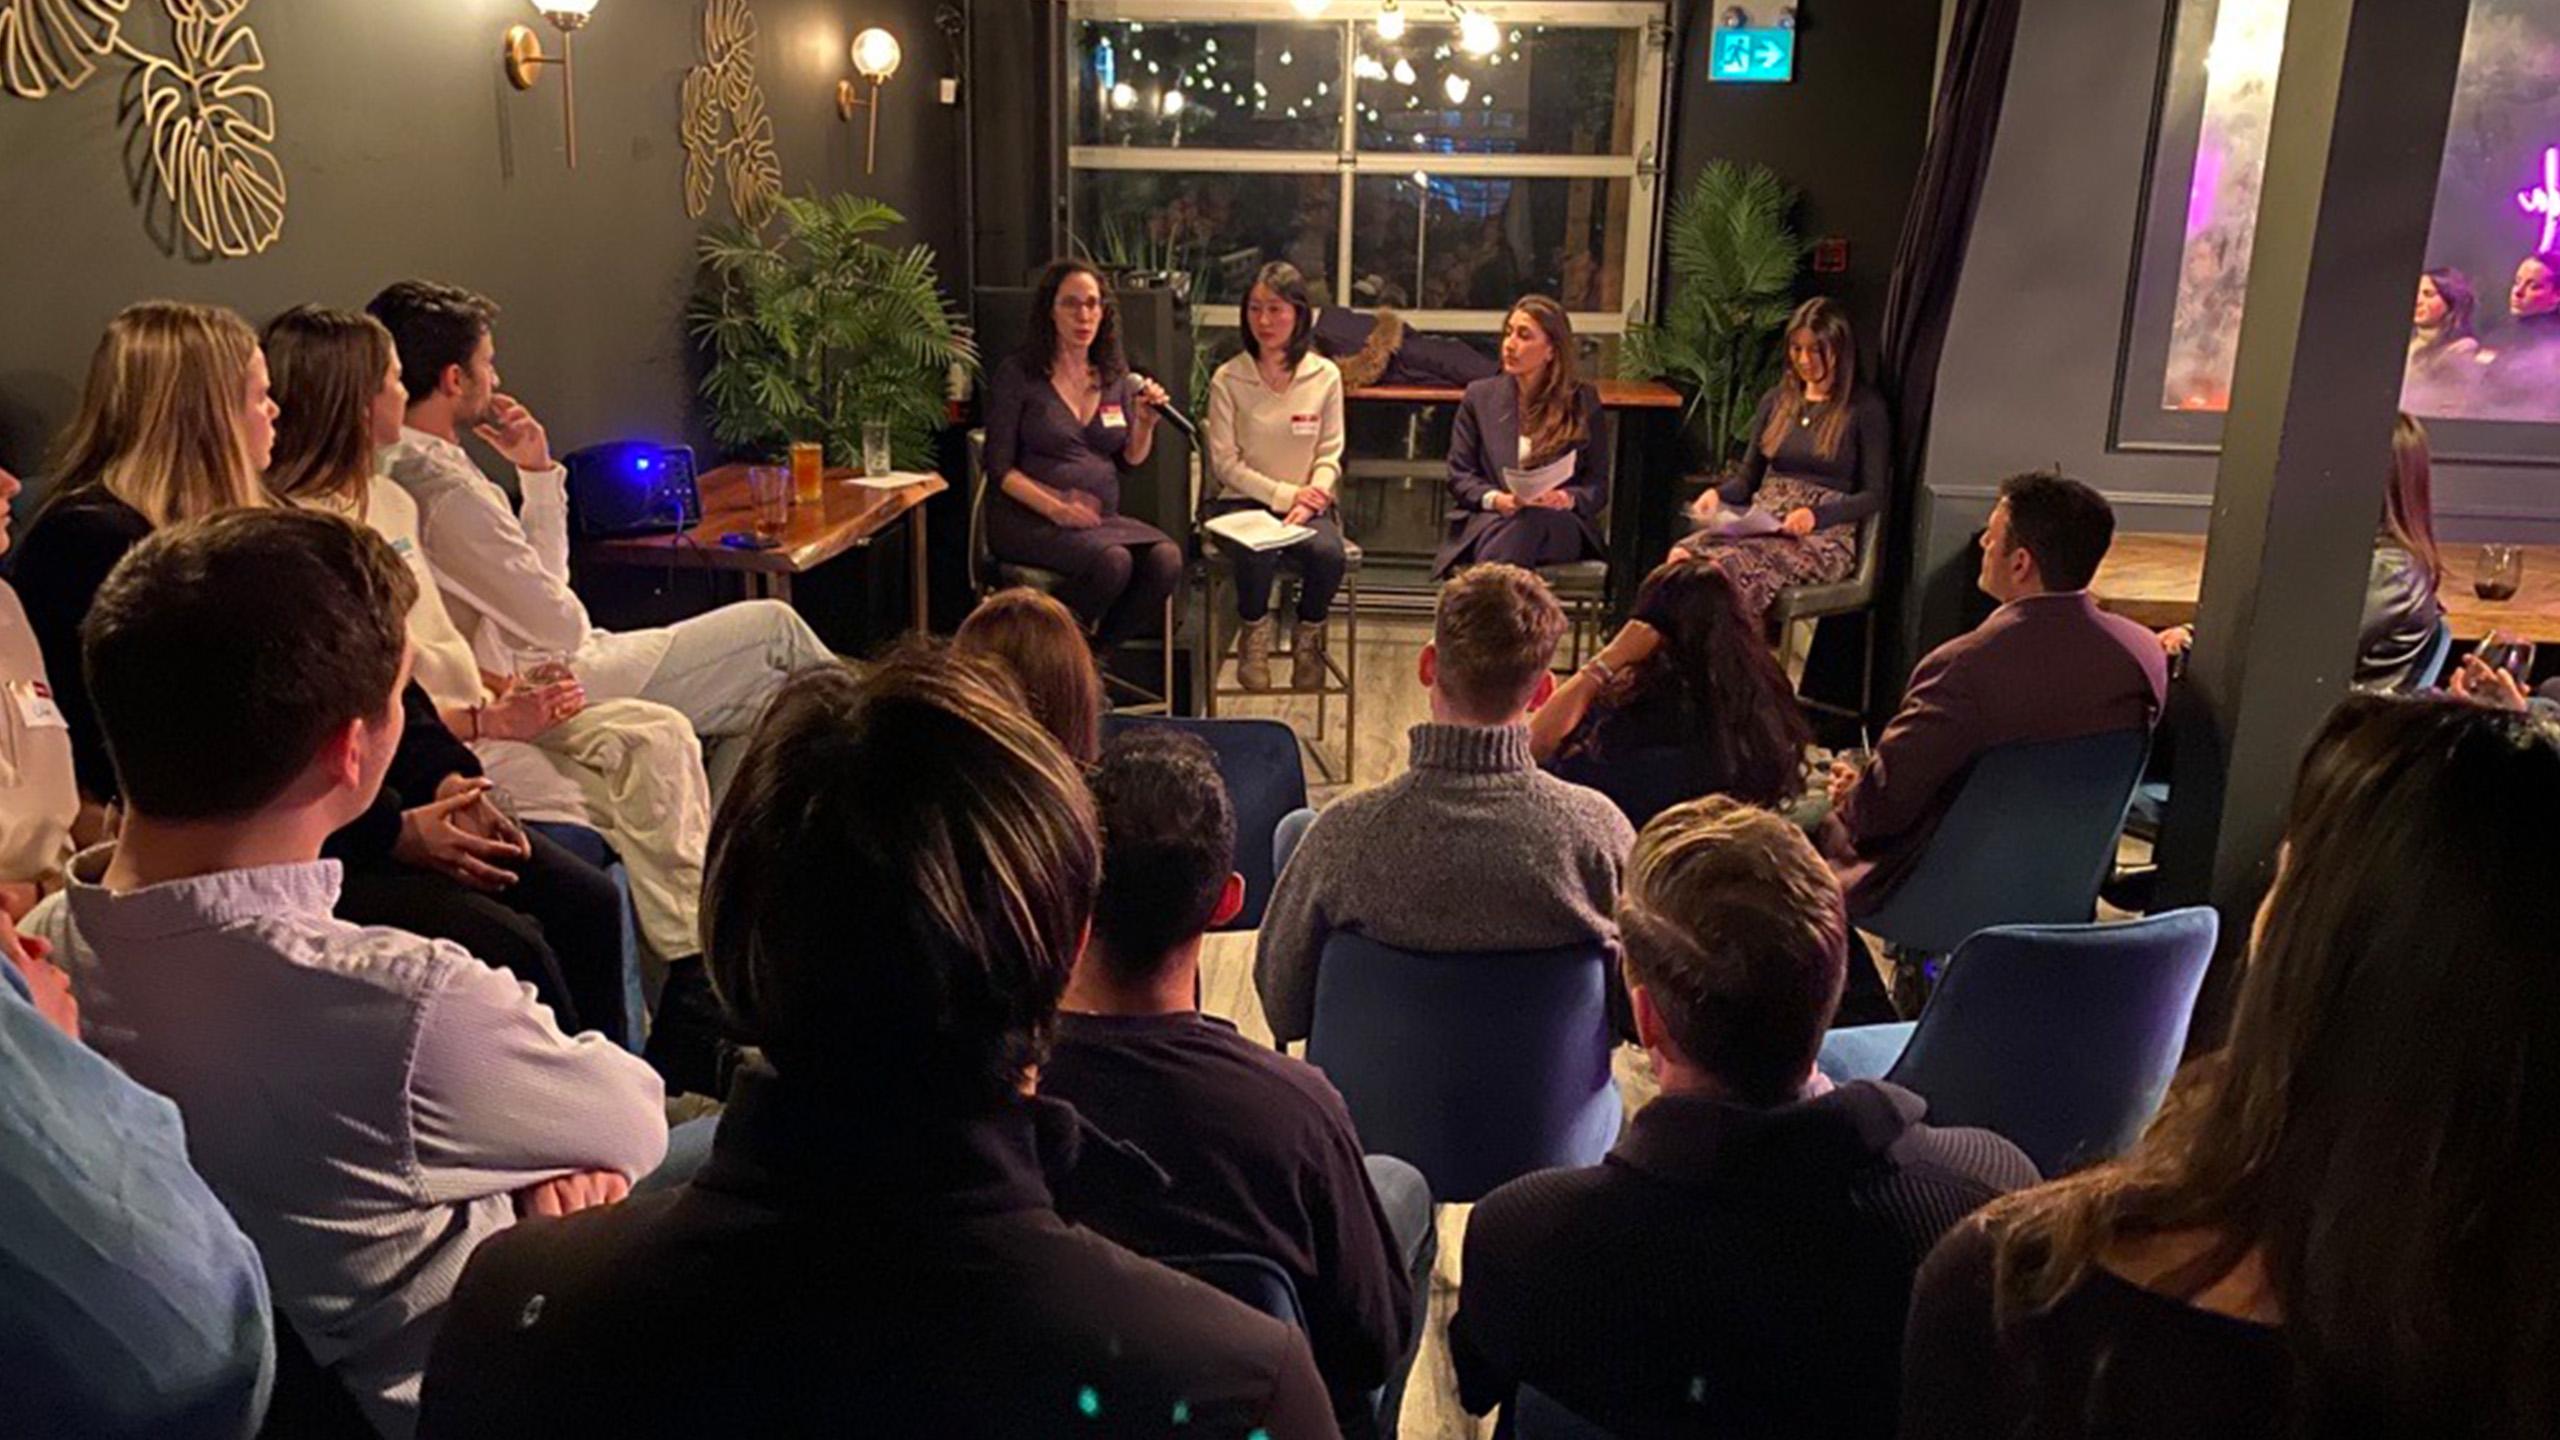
[1375,0,1406,41]
[1162,88,1185,115]
[1392,57,1416,85]
[1109,81,1137,110]
[1442,73,1469,103]
[1458,7,1500,56]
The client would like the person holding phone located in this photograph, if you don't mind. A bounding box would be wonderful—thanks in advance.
[982,259,1185,650]
[1433,295,1610,579]
[1204,261,1349,690]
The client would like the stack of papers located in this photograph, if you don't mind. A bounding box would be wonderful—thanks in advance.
[1501,455,1576,500]
[851,471,934,491]
[1204,509,1316,552]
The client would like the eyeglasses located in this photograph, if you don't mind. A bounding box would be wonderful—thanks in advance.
[1055,296,1105,314]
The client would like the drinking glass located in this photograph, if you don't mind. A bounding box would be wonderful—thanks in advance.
[2474,544,2524,602]
[746,465,792,542]
[861,419,893,478]
[789,440,825,505]
[2476,629,2538,686]
[514,649,578,688]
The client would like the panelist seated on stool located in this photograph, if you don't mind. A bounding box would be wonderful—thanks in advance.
[1205,261,1350,692]
[1432,297,1610,582]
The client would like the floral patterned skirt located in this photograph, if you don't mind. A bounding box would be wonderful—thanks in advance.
[1675,475,1859,632]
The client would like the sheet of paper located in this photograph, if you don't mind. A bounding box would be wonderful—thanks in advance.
[850,471,933,490]
[1501,454,1576,500]
[1697,506,1784,539]
[1203,508,1317,552]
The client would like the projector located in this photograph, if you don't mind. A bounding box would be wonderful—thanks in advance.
[563,441,702,539]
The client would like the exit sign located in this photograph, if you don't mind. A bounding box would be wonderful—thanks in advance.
[1710,27,1795,84]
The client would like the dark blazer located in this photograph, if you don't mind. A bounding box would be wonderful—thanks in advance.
[1433,376,1610,576]
[1450,1083,2035,1439]
[1828,591,2168,916]
[418,1068,1340,1439]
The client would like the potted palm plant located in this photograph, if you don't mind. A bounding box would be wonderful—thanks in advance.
[693,194,976,470]
[1621,161,1806,480]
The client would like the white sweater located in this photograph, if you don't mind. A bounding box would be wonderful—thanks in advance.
[1205,351,1347,511]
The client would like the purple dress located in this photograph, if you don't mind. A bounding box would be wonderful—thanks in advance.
[981,355,1182,638]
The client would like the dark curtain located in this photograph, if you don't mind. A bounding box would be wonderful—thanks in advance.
[1869,0,2029,706]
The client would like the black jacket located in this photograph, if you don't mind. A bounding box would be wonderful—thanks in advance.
[1449,1082,2035,1439]
[419,1067,1340,1438]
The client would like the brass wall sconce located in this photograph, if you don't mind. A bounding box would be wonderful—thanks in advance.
[505,0,602,167]
[835,27,902,174]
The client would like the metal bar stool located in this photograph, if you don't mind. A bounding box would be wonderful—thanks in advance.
[967,430,1178,715]
[1197,532,1362,785]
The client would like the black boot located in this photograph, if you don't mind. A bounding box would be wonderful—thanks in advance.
[644,956,739,1098]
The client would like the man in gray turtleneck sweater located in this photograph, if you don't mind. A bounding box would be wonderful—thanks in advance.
[1255,564,1636,1046]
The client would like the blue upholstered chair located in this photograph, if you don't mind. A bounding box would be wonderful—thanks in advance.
[1305,933,1621,1203]
[1274,805,1318,877]
[1103,714,1309,930]
[1859,728,2150,959]
[1818,908,2219,1177]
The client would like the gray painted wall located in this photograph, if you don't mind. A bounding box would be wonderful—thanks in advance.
[0,0,966,510]
[1912,0,2560,651]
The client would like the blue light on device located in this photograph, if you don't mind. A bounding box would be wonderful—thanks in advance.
[637,457,652,471]
[1710,27,1794,84]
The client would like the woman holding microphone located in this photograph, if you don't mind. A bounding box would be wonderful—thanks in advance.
[1433,295,1610,579]
[1204,262,1349,691]
[982,259,1184,651]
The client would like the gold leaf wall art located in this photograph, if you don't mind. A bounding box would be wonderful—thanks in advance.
[681,0,780,228]
[2,0,284,259]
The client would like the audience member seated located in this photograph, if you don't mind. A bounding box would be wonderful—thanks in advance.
[1,908,275,1439]
[367,280,830,801]
[2160,413,2445,692]
[10,300,628,1041]
[955,586,1105,766]
[1452,797,2034,1436]
[1042,729,1424,1435]
[1823,472,2166,919]
[0,465,78,918]
[1257,564,1634,1046]
[1205,261,1350,691]
[419,653,1337,1438]
[979,258,1185,651]
[1671,298,1889,630]
[1903,694,2560,1438]
[1433,297,1609,579]
[264,304,712,1012]
[64,509,665,1438]
[1529,557,1813,828]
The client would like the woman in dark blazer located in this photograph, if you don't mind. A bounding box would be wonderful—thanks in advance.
[1433,295,1610,578]
[981,258,1184,647]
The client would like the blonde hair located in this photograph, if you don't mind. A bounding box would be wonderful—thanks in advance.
[1433,563,1565,720]
[50,301,267,526]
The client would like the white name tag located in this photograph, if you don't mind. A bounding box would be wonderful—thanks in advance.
[1099,404,1127,429]
[10,680,67,730]
[1290,412,1320,437]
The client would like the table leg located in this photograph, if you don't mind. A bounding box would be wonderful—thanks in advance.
[909,502,931,634]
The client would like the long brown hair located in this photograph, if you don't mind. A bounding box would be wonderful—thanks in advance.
[263,306,397,510]
[1758,297,1857,461]
[1509,295,1588,463]
[954,588,1105,766]
[1980,695,2560,1435]
[1020,258,1126,384]
[1580,559,1810,806]
[46,300,266,526]
[2384,412,2441,589]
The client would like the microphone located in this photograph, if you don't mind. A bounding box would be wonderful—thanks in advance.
[1129,371,1199,444]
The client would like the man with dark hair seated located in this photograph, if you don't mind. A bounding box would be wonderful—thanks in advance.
[64,510,667,1439]
[419,653,1338,1438]
[1823,471,2167,917]
[1043,728,1426,1437]
[1451,797,2036,1437]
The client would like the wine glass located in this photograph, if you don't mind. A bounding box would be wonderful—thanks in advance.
[2474,544,2524,602]
[2476,629,2537,687]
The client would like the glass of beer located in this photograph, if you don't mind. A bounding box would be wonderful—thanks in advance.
[747,465,792,543]
[789,440,825,505]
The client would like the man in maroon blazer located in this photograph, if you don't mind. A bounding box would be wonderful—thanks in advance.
[1824,472,2168,917]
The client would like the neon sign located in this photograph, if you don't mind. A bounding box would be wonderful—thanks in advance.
[2520,145,2560,255]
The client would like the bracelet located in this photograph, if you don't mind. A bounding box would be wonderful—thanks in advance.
[1584,658,1621,688]
[468,704,483,742]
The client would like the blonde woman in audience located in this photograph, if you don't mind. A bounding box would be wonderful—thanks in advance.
[262,305,712,992]
[12,300,631,1049]
[1903,694,2560,1438]
[1205,261,1349,690]
[955,586,1106,766]
[0,464,79,920]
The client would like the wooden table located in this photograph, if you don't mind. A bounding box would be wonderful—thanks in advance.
[1343,378,1685,611]
[2092,531,2560,642]
[577,463,945,625]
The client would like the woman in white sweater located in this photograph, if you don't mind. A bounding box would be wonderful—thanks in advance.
[1204,262,1349,690]
[260,306,711,978]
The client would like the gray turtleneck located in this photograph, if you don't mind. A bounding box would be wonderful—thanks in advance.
[1254,722,1636,1045]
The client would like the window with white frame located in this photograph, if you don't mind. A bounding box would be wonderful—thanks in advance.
[1066,0,1671,341]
